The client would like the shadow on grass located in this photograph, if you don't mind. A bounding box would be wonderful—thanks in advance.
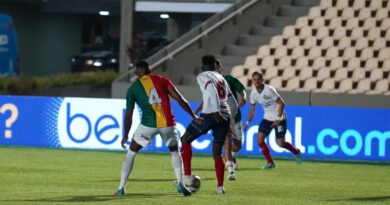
[330,196,390,202]
[3,193,176,203]
[94,177,214,183]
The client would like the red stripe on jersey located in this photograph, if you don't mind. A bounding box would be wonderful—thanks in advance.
[149,74,176,126]
[204,80,212,89]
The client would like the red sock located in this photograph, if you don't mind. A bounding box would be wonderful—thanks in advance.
[259,142,274,164]
[284,142,299,155]
[214,156,225,187]
[180,144,192,175]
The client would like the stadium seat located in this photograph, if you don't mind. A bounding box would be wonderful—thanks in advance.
[238,76,251,88]
[333,27,347,39]
[366,79,389,95]
[363,18,376,29]
[348,79,372,94]
[316,68,331,80]
[330,57,343,68]
[334,68,349,80]
[269,76,283,88]
[336,0,349,8]
[281,67,296,79]
[257,45,271,57]
[299,26,313,37]
[337,37,352,48]
[343,47,357,59]
[386,29,390,38]
[299,67,314,80]
[367,27,381,39]
[285,77,301,91]
[329,17,342,28]
[287,36,300,47]
[274,46,288,57]
[359,8,373,18]
[309,7,322,17]
[346,57,361,69]
[231,65,246,77]
[345,18,359,29]
[373,38,386,49]
[342,7,355,18]
[361,48,375,60]
[296,16,309,27]
[245,55,258,66]
[320,0,332,7]
[278,56,292,67]
[312,78,335,92]
[270,35,284,46]
[283,26,296,37]
[296,77,318,92]
[324,7,338,18]
[317,26,330,38]
[369,68,384,81]
[308,47,322,58]
[351,68,366,80]
[353,0,366,8]
[295,57,309,68]
[312,57,326,69]
[382,18,390,29]
[303,36,317,48]
[355,37,369,49]
[378,48,390,60]
[313,17,326,27]
[370,0,383,9]
[365,58,380,70]
[329,78,353,93]
[259,56,275,68]
[291,47,305,57]
[320,36,334,48]
[326,47,339,58]
[375,8,389,19]
[264,67,279,79]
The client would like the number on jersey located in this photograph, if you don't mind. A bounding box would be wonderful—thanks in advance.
[149,88,162,106]
[216,81,226,99]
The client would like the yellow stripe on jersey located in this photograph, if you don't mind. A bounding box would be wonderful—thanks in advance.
[139,75,167,127]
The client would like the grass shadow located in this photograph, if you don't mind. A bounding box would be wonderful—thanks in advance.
[330,196,390,202]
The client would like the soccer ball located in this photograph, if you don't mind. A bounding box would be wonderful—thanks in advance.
[189,175,201,193]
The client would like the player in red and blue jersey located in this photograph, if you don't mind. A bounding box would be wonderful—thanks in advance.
[115,61,203,196]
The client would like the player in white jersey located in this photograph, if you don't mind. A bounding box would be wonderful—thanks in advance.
[180,55,237,194]
[243,71,301,169]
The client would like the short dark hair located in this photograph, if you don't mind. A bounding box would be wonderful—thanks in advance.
[252,71,263,78]
[136,60,149,70]
[201,55,217,71]
[216,58,221,67]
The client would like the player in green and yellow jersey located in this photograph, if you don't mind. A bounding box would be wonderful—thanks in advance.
[116,61,203,197]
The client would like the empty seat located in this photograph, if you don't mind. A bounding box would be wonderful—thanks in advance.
[295,57,309,68]
[296,77,318,92]
[346,57,361,69]
[269,76,283,88]
[365,58,379,70]
[313,57,326,69]
[309,7,322,17]
[308,47,322,58]
[317,27,330,38]
[274,46,288,57]
[336,0,349,8]
[367,27,381,39]
[351,68,366,80]
[345,18,359,29]
[329,78,353,93]
[296,16,309,27]
[329,17,342,28]
[231,65,246,77]
[264,67,279,78]
[287,36,300,47]
[321,36,334,48]
[330,57,343,68]
[348,79,372,94]
[334,68,349,80]
[257,45,271,57]
[355,37,369,49]
[370,0,383,9]
[326,47,340,58]
[278,56,292,67]
[351,27,364,39]
[291,47,305,57]
[325,7,338,18]
[373,38,386,49]
[285,77,300,91]
[299,67,313,80]
[382,18,390,29]
[369,69,384,81]
[343,47,357,59]
[338,37,352,48]
[312,78,336,92]
[312,17,326,28]
[259,56,275,67]
[360,48,375,60]
[320,0,332,7]
[316,68,331,80]
[342,7,355,18]
[283,26,296,37]
[366,79,389,95]
[245,55,258,66]
[376,8,389,19]
[353,0,366,8]
[363,18,376,29]
[359,8,373,18]
[303,36,317,48]
[281,67,296,79]
[378,48,390,60]
[333,27,347,39]
[270,35,283,46]
[299,26,313,37]
[238,76,251,88]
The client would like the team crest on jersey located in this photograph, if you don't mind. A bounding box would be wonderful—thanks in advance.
[263,95,272,100]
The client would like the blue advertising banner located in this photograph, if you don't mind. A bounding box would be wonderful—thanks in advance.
[0,95,389,162]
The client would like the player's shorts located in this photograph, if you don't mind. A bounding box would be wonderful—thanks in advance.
[133,124,179,148]
[186,113,230,144]
[258,119,287,139]
[230,121,243,141]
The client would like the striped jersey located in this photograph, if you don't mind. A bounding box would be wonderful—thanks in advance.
[126,74,175,128]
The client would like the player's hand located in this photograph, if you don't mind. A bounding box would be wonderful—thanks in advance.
[238,98,246,107]
[121,137,129,149]
[271,120,280,127]
[193,116,204,124]
[214,112,227,123]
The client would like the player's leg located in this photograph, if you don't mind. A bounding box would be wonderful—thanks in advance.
[162,127,192,196]
[257,119,275,169]
[116,124,156,195]
[275,120,301,165]
[212,118,230,194]
[231,121,243,169]
[224,132,235,181]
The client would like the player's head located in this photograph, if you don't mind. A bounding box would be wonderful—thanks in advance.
[215,58,223,74]
[201,55,217,71]
[135,60,151,77]
[252,71,264,89]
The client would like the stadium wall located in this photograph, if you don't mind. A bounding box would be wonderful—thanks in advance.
[0,95,389,163]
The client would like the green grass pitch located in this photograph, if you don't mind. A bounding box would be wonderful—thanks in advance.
[0,147,389,204]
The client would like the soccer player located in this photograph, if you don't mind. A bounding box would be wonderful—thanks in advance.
[181,55,237,194]
[194,59,246,181]
[116,60,203,196]
[243,71,301,169]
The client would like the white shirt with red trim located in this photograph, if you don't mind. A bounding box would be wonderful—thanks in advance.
[197,71,231,118]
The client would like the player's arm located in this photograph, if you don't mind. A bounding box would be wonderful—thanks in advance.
[243,104,256,130]
[231,76,247,107]
[122,109,133,149]
[238,90,247,107]
[194,101,203,115]
[272,97,285,127]
[168,86,203,124]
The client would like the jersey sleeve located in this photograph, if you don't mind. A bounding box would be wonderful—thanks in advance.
[269,85,281,101]
[197,73,220,112]
[126,87,136,110]
[249,88,257,104]
[163,76,175,90]
[228,75,246,93]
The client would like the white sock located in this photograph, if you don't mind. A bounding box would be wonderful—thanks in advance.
[226,161,234,173]
[118,150,136,190]
[171,151,183,184]
[231,151,238,160]
[183,175,192,185]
